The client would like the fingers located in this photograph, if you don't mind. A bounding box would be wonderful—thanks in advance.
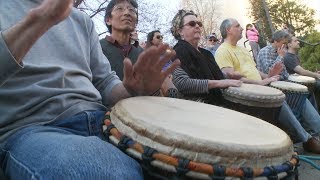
[123,58,134,81]
[157,47,176,68]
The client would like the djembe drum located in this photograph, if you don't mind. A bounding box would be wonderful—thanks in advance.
[288,74,318,111]
[270,81,309,120]
[103,97,298,179]
[222,83,285,125]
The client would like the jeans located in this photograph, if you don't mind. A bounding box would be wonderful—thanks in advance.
[0,111,143,180]
[278,100,320,143]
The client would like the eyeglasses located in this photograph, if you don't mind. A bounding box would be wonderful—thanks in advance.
[208,39,218,42]
[156,35,163,40]
[112,5,137,15]
[183,21,203,28]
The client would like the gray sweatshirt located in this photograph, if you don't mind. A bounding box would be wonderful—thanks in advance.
[0,0,121,143]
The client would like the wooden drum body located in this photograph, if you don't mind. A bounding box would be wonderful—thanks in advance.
[270,81,309,120]
[103,97,298,179]
[223,83,285,125]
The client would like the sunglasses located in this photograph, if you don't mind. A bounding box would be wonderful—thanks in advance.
[156,35,163,40]
[208,39,218,42]
[183,21,203,27]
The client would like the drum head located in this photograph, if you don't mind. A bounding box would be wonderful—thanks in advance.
[111,97,293,168]
[223,83,285,107]
[270,81,308,93]
[288,74,315,84]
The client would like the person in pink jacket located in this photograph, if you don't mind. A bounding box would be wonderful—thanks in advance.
[246,23,261,61]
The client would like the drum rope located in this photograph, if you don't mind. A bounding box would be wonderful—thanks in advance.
[102,111,300,179]
[298,155,320,171]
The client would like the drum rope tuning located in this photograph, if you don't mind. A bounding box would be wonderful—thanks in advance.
[101,111,300,179]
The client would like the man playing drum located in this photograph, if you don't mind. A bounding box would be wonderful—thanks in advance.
[0,0,180,179]
[215,18,320,154]
[284,35,320,110]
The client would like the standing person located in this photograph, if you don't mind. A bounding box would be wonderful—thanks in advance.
[145,30,163,48]
[246,23,260,61]
[170,9,242,106]
[205,33,220,56]
[0,0,179,179]
[215,18,320,153]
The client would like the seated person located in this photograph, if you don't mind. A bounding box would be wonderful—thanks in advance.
[215,18,320,154]
[284,35,320,110]
[170,9,242,106]
[0,0,179,179]
[100,0,177,97]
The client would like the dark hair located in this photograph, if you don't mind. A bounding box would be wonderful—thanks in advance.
[104,0,138,33]
[271,30,290,43]
[146,30,160,45]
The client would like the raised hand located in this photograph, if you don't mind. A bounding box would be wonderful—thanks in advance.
[277,44,287,57]
[268,61,284,77]
[122,44,180,96]
[30,0,73,26]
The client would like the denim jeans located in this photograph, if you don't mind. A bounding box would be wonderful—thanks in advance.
[0,111,143,180]
[278,100,320,143]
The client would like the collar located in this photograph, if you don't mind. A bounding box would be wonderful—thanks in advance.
[105,35,133,57]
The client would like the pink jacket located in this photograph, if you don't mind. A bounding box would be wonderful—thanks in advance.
[246,27,259,42]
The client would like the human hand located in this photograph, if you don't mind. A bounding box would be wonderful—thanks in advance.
[261,75,279,85]
[268,62,284,77]
[123,44,180,96]
[30,0,73,26]
[217,79,242,88]
[277,44,287,57]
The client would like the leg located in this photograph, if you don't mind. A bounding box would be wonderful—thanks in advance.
[1,111,143,180]
[300,99,320,136]
[278,101,310,143]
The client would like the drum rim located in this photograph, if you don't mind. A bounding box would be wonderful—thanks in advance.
[110,97,293,166]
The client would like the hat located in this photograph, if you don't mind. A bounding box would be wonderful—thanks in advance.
[207,33,218,41]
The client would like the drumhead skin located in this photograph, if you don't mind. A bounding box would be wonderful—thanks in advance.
[288,74,315,84]
[111,97,293,168]
[223,83,285,107]
[270,81,308,93]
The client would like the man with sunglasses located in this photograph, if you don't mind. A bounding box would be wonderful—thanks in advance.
[205,33,220,56]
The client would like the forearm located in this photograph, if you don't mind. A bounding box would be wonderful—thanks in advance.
[2,10,55,63]
[108,83,132,106]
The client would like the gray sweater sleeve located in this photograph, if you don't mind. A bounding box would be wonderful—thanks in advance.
[0,32,23,86]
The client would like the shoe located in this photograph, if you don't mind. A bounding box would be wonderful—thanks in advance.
[303,137,320,154]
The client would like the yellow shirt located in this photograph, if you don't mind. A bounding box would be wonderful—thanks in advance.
[215,42,262,80]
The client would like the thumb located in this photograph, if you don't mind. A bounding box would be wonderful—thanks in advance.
[123,58,133,80]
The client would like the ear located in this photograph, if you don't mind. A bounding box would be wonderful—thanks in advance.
[106,17,112,26]
[178,28,183,37]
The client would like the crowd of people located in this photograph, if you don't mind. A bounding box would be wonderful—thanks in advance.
[1,0,320,179]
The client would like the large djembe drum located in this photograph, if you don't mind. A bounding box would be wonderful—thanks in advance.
[270,81,309,120]
[222,83,285,125]
[103,97,298,179]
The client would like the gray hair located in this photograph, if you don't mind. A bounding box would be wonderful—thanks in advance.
[271,30,290,43]
[220,18,233,39]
